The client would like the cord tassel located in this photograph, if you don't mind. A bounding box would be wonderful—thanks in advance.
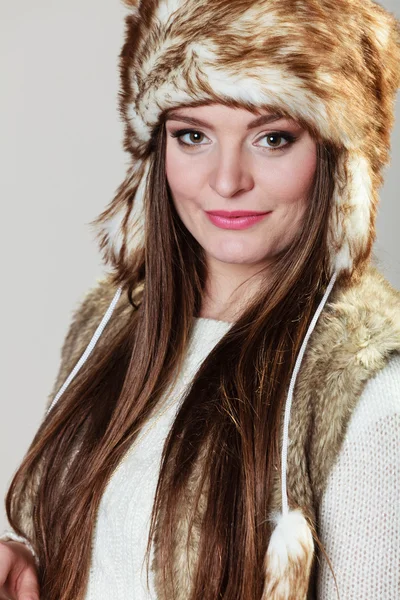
[262,509,314,600]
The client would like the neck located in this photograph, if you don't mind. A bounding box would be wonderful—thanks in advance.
[200,257,269,321]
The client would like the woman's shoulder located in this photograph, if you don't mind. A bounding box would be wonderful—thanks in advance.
[328,264,399,334]
[308,264,400,372]
[46,275,141,411]
[64,274,142,328]
[56,275,133,360]
[348,350,400,432]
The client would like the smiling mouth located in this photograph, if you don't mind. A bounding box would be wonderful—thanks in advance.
[205,210,272,230]
[206,210,270,217]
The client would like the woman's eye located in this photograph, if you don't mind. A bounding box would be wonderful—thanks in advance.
[169,129,297,152]
[258,133,292,151]
[170,129,209,148]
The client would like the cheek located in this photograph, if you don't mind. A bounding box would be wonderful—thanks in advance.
[166,140,206,201]
[165,141,180,190]
[257,141,317,206]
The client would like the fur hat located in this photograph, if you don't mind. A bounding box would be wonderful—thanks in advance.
[91,0,400,281]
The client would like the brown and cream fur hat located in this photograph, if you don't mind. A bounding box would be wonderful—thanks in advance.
[92,0,400,282]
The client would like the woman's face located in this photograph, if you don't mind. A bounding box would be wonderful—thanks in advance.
[165,103,317,269]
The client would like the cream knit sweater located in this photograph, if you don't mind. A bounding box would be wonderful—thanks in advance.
[2,316,400,598]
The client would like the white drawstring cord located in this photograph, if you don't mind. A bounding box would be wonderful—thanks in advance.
[46,285,124,416]
[281,271,338,515]
[46,270,337,518]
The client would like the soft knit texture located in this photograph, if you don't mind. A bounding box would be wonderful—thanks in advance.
[317,351,400,598]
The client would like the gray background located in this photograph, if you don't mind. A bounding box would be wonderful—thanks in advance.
[1,0,399,532]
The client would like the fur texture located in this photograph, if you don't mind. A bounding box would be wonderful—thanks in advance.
[262,509,315,600]
[90,0,400,279]
[43,264,400,598]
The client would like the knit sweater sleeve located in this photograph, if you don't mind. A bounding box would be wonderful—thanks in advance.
[316,352,400,600]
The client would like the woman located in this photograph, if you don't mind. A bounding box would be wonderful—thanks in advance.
[1,0,399,599]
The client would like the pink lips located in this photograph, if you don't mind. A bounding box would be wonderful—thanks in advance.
[205,210,271,230]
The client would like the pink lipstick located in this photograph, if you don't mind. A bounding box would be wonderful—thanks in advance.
[205,210,271,230]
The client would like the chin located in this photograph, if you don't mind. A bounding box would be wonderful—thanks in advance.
[207,249,268,266]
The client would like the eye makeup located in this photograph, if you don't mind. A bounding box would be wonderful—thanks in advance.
[168,128,298,153]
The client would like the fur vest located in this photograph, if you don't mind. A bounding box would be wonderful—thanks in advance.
[43,263,400,599]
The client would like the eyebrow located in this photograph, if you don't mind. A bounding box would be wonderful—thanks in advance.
[165,111,285,130]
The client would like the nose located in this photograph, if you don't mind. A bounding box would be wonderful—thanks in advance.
[209,144,254,198]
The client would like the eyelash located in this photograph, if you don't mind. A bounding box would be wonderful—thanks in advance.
[169,128,298,153]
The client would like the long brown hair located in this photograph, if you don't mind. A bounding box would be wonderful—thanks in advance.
[5,114,340,599]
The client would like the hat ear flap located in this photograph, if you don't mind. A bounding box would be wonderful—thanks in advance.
[90,159,150,275]
[329,6,400,276]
